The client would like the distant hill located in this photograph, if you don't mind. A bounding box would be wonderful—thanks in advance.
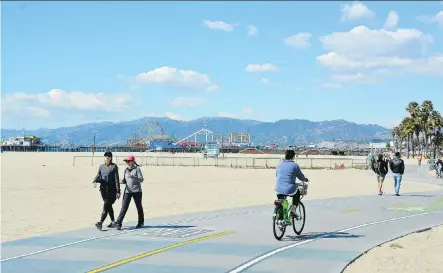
[0,117,391,146]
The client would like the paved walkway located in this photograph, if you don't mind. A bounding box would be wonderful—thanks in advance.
[2,165,443,273]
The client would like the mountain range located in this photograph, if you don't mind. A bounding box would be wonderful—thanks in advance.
[1,117,391,146]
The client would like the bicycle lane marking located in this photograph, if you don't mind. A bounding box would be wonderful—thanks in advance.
[86,230,233,273]
[0,208,262,263]
[227,210,443,273]
[0,196,376,262]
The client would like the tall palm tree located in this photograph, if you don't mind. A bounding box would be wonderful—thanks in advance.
[391,126,400,151]
[400,117,415,158]
[406,101,422,157]
[420,100,434,156]
[430,110,443,157]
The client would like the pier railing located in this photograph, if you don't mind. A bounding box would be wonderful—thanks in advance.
[73,155,369,169]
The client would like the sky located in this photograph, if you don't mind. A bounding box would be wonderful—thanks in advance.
[1,1,442,130]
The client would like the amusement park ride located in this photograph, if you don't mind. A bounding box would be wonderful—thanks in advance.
[126,121,167,146]
[126,121,252,151]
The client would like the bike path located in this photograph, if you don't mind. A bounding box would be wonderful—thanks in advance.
[2,165,443,273]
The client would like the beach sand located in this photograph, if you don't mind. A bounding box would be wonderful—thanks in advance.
[344,225,443,273]
[1,152,440,242]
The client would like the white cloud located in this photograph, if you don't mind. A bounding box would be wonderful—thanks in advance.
[384,11,399,30]
[261,78,270,84]
[284,33,312,49]
[245,63,279,72]
[317,52,415,70]
[417,11,443,26]
[247,25,258,36]
[203,20,234,32]
[169,97,208,107]
[216,112,237,118]
[331,73,376,84]
[320,83,343,89]
[136,66,218,92]
[27,107,52,118]
[316,25,440,77]
[319,26,432,58]
[3,89,129,111]
[241,108,254,114]
[165,112,183,120]
[408,54,443,77]
[340,1,374,22]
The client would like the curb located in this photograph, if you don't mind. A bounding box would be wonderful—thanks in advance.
[340,223,443,273]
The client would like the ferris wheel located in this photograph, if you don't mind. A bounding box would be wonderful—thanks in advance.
[139,121,165,141]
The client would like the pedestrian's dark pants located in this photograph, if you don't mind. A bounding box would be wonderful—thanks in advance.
[117,192,144,225]
[100,188,116,223]
[277,190,301,208]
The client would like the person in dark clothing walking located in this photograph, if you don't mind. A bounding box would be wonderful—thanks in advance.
[116,155,145,230]
[371,154,389,195]
[389,152,405,196]
[93,151,121,230]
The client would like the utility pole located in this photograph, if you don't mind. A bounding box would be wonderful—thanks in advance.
[93,133,96,155]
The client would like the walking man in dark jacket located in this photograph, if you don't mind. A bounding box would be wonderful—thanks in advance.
[372,154,388,195]
[389,152,405,196]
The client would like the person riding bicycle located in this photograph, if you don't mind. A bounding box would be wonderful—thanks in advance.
[418,155,422,166]
[275,150,309,214]
[436,158,443,177]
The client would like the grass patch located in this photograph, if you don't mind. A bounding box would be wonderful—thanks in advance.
[342,209,358,213]
[389,242,404,249]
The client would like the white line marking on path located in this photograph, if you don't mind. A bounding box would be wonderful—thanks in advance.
[0,208,266,263]
[227,210,443,273]
[0,195,401,263]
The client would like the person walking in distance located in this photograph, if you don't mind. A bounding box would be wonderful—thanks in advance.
[116,155,145,230]
[389,152,405,196]
[371,154,388,195]
[93,152,121,230]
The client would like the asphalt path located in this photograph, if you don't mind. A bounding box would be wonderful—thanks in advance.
[1,164,443,273]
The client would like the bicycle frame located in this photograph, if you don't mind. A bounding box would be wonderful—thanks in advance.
[274,182,306,223]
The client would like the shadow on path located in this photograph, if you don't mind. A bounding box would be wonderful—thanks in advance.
[284,231,363,242]
[119,225,196,231]
[400,194,434,198]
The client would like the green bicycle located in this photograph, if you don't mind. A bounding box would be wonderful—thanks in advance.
[272,181,307,240]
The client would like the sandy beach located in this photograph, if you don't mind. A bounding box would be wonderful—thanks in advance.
[344,225,443,273]
[1,152,440,242]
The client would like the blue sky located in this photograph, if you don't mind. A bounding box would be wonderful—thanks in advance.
[1,1,442,130]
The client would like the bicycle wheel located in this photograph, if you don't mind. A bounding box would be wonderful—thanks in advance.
[273,207,286,240]
[292,201,306,235]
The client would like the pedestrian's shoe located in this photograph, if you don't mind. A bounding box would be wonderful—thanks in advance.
[395,193,400,196]
[95,222,103,230]
[116,222,122,230]
[136,223,144,229]
[107,222,117,228]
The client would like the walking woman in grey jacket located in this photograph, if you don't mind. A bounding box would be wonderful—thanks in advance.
[115,155,144,230]
[93,151,121,230]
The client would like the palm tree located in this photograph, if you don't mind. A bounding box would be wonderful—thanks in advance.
[430,110,443,157]
[406,101,422,157]
[400,117,414,158]
[391,126,400,151]
[420,100,434,156]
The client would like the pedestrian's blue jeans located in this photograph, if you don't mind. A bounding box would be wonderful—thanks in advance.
[393,174,402,194]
